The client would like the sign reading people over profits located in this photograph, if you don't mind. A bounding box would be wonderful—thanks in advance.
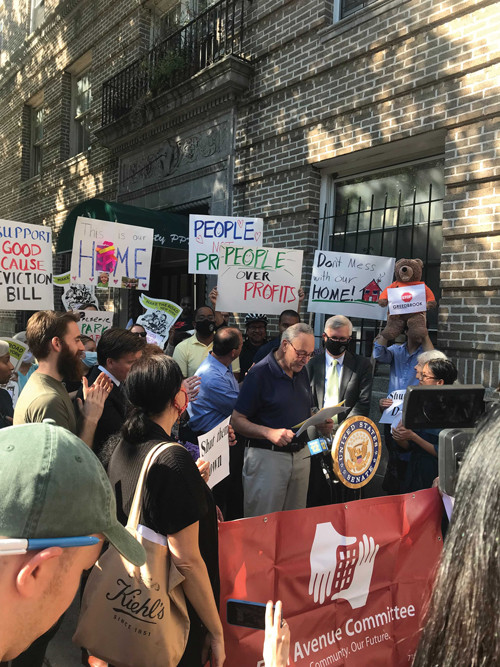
[308,250,395,321]
[0,219,54,310]
[70,217,153,290]
[189,215,263,275]
[216,245,303,315]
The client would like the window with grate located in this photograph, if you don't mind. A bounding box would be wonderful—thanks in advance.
[30,106,43,178]
[72,71,91,155]
[30,0,45,32]
[334,0,380,21]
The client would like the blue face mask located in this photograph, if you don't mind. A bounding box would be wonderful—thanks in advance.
[82,351,98,368]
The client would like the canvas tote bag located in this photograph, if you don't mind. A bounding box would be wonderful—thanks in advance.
[74,442,190,667]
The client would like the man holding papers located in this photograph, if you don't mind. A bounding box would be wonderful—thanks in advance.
[232,323,331,517]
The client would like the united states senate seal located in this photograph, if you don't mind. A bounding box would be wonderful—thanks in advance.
[332,416,381,488]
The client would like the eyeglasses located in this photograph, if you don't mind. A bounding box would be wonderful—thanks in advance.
[0,536,101,555]
[421,373,437,381]
[287,341,314,360]
[132,331,147,338]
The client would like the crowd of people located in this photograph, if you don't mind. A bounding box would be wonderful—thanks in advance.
[0,292,496,667]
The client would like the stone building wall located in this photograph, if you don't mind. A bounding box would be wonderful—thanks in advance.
[0,0,498,386]
[233,0,499,386]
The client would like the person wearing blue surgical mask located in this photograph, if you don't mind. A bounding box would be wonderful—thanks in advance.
[64,335,97,398]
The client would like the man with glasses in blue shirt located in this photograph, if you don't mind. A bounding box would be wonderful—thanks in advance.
[232,323,329,517]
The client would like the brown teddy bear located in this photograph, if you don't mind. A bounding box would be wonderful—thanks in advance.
[377,258,437,345]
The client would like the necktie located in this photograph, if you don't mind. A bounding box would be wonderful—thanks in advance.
[324,359,339,407]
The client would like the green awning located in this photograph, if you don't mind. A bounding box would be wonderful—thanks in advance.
[56,198,189,253]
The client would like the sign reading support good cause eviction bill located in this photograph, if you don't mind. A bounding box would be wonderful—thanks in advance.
[70,217,153,290]
[308,250,395,321]
[388,284,427,315]
[0,219,53,310]
[189,215,263,275]
[216,245,303,315]
[198,417,231,489]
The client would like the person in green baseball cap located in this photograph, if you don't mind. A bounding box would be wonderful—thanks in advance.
[0,421,146,662]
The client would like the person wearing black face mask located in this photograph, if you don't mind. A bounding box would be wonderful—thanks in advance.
[172,305,241,380]
[306,315,373,507]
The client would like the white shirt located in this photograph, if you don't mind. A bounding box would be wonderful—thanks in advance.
[98,365,120,387]
[323,351,345,408]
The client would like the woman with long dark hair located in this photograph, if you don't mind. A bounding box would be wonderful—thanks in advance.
[413,404,500,665]
[106,354,224,666]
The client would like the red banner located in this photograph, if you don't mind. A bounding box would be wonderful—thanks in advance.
[219,489,443,666]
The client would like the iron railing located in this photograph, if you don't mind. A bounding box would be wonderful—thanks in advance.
[318,185,444,356]
[101,0,247,126]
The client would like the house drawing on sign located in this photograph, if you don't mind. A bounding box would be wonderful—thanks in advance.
[360,280,382,302]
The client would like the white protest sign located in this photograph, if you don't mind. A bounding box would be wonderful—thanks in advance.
[136,294,182,347]
[308,250,395,320]
[387,283,427,315]
[0,219,53,309]
[77,310,114,344]
[70,217,153,290]
[198,416,231,489]
[216,245,303,315]
[379,390,407,425]
[54,272,100,311]
[189,215,263,275]
[2,338,28,372]
[3,379,19,407]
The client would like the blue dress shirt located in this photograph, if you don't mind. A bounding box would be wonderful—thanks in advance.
[187,353,239,434]
[373,341,423,394]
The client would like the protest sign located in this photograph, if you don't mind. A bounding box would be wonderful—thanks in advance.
[3,379,19,407]
[198,416,230,489]
[136,294,182,347]
[77,310,114,344]
[308,251,395,320]
[216,245,303,315]
[220,488,443,667]
[2,338,28,372]
[189,215,263,275]
[379,390,407,425]
[388,284,427,315]
[70,217,153,290]
[54,272,100,311]
[0,219,53,310]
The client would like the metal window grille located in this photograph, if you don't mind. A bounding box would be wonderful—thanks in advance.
[73,72,91,154]
[318,185,443,356]
[30,106,43,178]
[31,0,44,32]
[101,0,247,126]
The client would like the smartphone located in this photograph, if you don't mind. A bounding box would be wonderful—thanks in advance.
[226,599,272,630]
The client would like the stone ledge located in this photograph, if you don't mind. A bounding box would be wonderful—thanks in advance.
[96,55,253,151]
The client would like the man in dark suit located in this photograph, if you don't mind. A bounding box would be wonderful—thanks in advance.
[307,315,373,506]
[76,328,145,459]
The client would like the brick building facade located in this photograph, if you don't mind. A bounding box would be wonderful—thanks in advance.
[0,0,498,387]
